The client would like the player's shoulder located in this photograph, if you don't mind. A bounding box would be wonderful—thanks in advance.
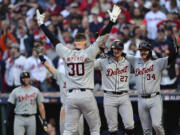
[26,56,34,61]
[97,57,107,61]
[154,57,168,62]
[11,86,22,93]
[123,57,131,64]
[30,86,41,92]
[145,10,153,16]
[19,55,26,60]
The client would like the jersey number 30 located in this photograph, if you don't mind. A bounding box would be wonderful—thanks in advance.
[67,63,85,76]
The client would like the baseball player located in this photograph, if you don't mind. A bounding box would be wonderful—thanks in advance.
[7,71,48,135]
[36,48,84,135]
[36,5,121,135]
[123,40,178,135]
[94,40,135,135]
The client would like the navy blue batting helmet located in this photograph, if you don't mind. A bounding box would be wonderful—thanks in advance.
[111,40,124,49]
[138,42,152,50]
[20,72,30,84]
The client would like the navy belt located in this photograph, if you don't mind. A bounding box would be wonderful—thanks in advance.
[104,90,128,95]
[69,88,91,93]
[16,114,35,117]
[141,92,160,98]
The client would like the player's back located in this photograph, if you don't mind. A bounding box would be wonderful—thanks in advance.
[56,43,100,90]
[63,49,94,89]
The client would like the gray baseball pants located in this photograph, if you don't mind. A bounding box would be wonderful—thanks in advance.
[104,93,134,132]
[14,115,36,135]
[63,89,101,135]
[138,95,165,135]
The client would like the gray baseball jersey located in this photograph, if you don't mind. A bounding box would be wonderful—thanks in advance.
[8,86,44,114]
[126,55,168,94]
[55,43,100,89]
[94,57,131,92]
[53,69,67,104]
[94,57,134,132]
[55,43,101,135]
[125,55,166,135]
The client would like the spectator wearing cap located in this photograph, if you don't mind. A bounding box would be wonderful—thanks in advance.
[124,30,141,55]
[5,43,26,92]
[46,0,61,15]
[24,46,53,92]
[157,11,180,31]
[62,19,71,33]
[144,2,166,40]
[152,28,173,56]
[16,26,34,56]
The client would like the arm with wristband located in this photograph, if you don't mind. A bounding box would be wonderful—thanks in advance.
[39,55,56,75]
[36,5,121,47]
[168,37,179,65]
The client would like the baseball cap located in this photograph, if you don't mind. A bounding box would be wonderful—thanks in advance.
[70,2,78,8]
[63,19,70,25]
[152,2,159,8]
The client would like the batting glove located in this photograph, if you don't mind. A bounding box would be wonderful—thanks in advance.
[36,9,45,26]
[107,5,121,23]
[39,55,46,64]
[43,119,48,132]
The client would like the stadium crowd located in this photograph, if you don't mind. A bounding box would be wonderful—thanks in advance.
[0,0,180,93]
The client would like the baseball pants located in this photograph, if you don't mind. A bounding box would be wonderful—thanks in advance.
[104,93,134,132]
[138,95,165,135]
[14,115,36,135]
[63,89,101,135]
[60,104,84,135]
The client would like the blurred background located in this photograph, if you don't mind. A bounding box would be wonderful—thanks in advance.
[0,0,180,135]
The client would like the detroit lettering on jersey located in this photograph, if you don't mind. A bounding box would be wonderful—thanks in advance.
[106,66,128,76]
[135,64,154,76]
[18,93,36,102]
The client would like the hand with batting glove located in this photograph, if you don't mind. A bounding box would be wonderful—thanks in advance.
[107,5,121,23]
[36,9,45,26]
[39,55,46,64]
[43,119,48,132]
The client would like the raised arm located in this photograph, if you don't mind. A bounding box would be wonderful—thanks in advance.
[39,55,56,75]
[92,5,121,48]
[168,37,178,65]
[36,10,60,47]
[100,5,121,36]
